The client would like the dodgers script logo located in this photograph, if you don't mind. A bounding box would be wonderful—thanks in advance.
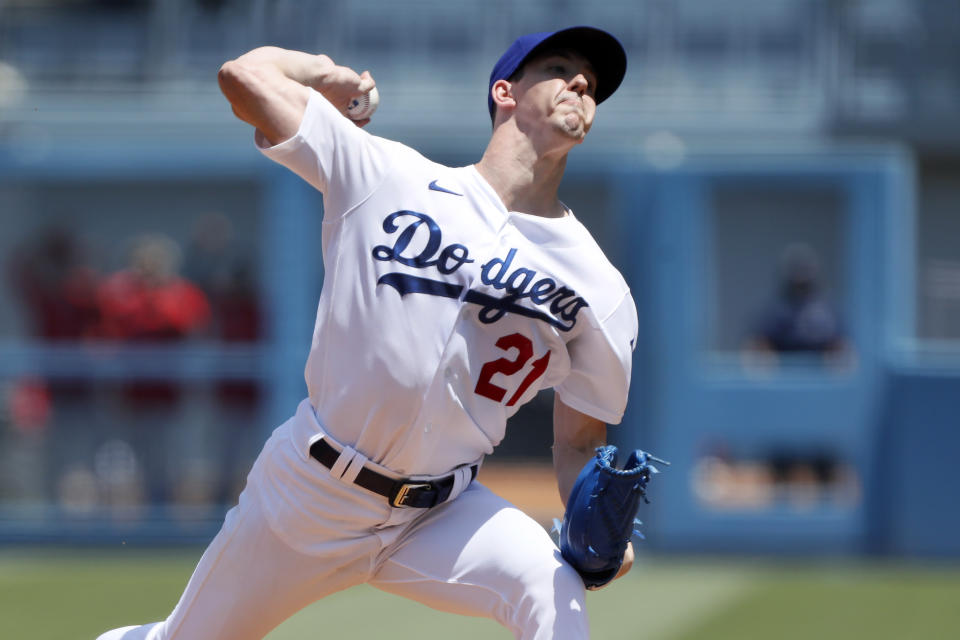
[371,211,588,331]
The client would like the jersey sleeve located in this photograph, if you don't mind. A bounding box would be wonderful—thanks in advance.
[555,289,638,425]
[255,89,391,219]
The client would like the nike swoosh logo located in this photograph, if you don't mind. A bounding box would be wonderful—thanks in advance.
[428,180,463,196]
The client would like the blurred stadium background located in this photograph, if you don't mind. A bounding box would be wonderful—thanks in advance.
[1,0,959,638]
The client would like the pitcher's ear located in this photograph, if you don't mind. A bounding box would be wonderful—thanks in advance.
[491,79,516,113]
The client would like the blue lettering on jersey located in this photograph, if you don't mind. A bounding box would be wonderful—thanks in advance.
[372,210,588,331]
[371,210,473,274]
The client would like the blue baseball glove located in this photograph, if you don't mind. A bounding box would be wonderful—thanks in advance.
[554,445,667,590]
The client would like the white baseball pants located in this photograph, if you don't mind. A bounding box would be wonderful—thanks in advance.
[96,410,589,640]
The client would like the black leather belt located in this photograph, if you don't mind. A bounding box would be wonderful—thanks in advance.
[309,438,479,509]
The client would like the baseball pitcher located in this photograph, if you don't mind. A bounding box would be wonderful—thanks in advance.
[97,25,654,640]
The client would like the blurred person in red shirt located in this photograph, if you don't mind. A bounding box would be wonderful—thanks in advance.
[97,234,211,342]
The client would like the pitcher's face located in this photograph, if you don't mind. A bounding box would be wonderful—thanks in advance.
[511,50,598,142]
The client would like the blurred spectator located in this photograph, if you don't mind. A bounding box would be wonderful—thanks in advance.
[97,233,211,341]
[183,211,262,344]
[744,243,851,368]
[8,226,100,340]
[182,212,233,301]
[215,260,261,343]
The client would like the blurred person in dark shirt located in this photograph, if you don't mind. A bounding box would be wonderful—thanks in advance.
[744,243,851,368]
[9,226,100,340]
[182,212,261,344]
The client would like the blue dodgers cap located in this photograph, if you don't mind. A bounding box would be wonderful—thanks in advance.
[487,26,627,119]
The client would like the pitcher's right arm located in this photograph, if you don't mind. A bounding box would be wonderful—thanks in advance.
[218,47,375,145]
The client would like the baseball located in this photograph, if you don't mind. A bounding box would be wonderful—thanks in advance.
[346,86,379,120]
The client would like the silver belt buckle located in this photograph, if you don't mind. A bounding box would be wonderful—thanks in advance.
[392,482,433,508]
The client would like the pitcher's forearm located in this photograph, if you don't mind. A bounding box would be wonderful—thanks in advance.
[552,396,607,506]
[553,444,593,507]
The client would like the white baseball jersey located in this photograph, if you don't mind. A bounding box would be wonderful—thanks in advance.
[258,89,637,476]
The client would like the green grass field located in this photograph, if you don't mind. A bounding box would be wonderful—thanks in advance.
[2,547,959,640]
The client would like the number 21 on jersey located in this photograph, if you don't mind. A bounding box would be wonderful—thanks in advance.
[474,333,550,407]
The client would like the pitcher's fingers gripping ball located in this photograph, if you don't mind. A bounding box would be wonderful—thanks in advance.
[347,86,379,120]
[555,445,668,590]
